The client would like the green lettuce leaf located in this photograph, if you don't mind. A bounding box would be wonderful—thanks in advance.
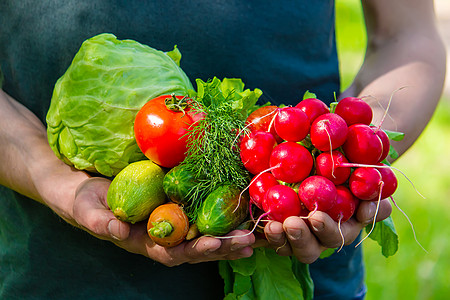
[291,259,314,300]
[384,129,405,141]
[366,216,399,257]
[190,77,262,120]
[46,33,193,176]
[252,249,305,299]
[302,90,317,100]
[220,248,311,300]
[381,129,404,160]
[319,248,336,259]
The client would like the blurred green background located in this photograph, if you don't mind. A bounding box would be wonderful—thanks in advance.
[335,1,450,299]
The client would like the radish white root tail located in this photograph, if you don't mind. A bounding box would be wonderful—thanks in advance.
[390,196,428,253]
[233,164,280,213]
[355,182,383,248]
[337,217,345,252]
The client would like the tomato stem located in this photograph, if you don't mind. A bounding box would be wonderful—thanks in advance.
[164,93,190,113]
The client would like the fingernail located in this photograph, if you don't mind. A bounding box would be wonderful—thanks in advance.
[108,219,121,240]
[311,221,324,232]
[286,228,302,240]
[368,202,377,217]
[238,247,253,258]
[204,249,216,256]
[363,218,374,227]
[266,221,275,232]
[231,243,245,251]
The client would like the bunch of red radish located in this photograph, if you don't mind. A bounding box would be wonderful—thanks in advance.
[240,96,398,232]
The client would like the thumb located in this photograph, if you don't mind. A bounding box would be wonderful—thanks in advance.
[107,218,131,241]
[73,177,131,241]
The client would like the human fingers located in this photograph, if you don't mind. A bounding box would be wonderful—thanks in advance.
[281,216,325,264]
[213,230,256,258]
[356,198,392,225]
[307,211,362,249]
[182,230,255,262]
[156,230,255,266]
[72,177,131,241]
[72,177,179,264]
[264,220,292,256]
[308,199,393,249]
[73,177,256,266]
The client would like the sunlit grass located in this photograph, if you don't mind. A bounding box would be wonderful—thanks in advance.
[336,1,450,299]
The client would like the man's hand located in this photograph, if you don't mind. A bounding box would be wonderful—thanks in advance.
[73,177,256,267]
[261,199,392,264]
[0,90,255,267]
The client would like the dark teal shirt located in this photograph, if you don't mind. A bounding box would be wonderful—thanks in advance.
[0,1,364,299]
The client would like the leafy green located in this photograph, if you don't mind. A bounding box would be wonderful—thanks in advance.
[219,248,312,300]
[291,259,314,300]
[384,129,405,161]
[319,248,336,259]
[302,90,317,100]
[46,33,193,176]
[384,129,405,141]
[365,216,399,257]
[190,77,262,120]
[182,77,261,218]
[387,145,399,161]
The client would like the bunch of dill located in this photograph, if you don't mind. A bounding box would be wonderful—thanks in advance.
[181,81,251,219]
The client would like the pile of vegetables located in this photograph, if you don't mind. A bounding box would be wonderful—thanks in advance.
[47,34,404,300]
[129,77,262,245]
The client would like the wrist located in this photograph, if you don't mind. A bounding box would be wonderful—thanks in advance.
[32,154,91,224]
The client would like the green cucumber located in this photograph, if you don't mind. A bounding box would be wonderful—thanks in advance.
[196,184,249,236]
[163,164,197,205]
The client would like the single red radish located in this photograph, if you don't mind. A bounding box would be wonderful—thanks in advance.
[246,105,283,143]
[315,151,351,185]
[342,124,383,164]
[249,172,279,209]
[371,127,390,162]
[262,185,303,222]
[377,164,398,199]
[291,182,311,218]
[349,167,382,200]
[269,142,313,183]
[310,113,348,151]
[240,131,277,175]
[335,97,373,126]
[326,185,359,223]
[274,107,310,142]
[325,185,360,252]
[297,175,337,212]
[295,98,330,124]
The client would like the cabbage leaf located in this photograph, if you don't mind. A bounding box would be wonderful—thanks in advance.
[46,33,193,176]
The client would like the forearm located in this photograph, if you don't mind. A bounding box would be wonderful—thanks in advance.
[0,90,89,222]
[344,0,446,156]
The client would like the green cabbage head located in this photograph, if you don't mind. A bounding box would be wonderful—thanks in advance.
[46,33,193,177]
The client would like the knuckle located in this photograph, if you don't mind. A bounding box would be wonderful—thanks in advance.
[160,258,179,267]
[275,245,292,256]
[325,239,344,249]
[297,252,320,264]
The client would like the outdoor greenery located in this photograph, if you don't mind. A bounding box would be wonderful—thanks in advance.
[335,1,450,299]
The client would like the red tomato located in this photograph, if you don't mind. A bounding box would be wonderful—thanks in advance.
[134,95,195,168]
